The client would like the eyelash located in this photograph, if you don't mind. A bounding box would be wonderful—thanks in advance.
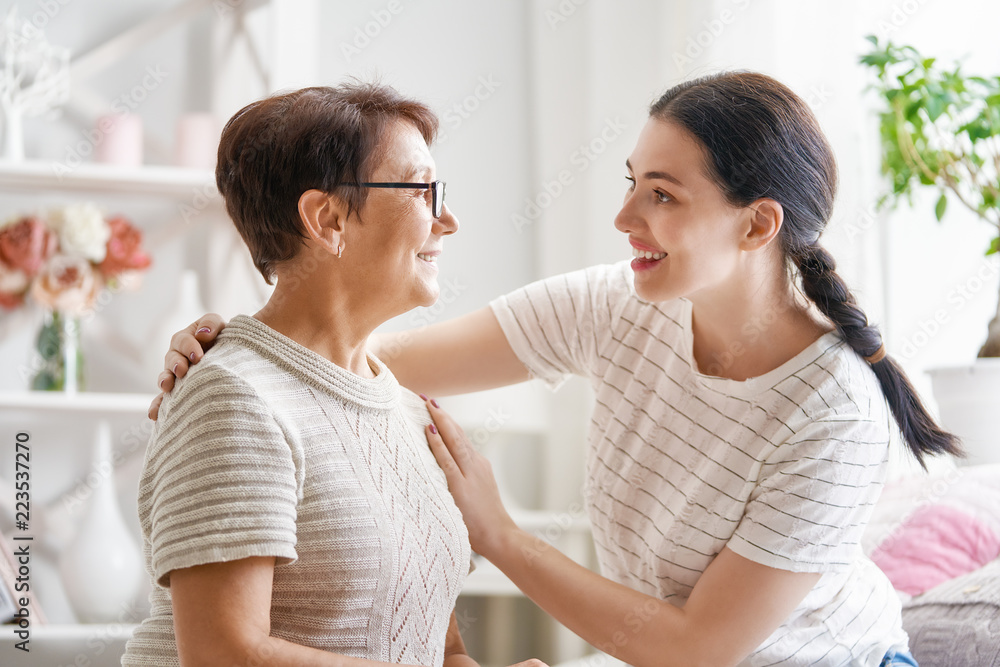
[624,176,672,204]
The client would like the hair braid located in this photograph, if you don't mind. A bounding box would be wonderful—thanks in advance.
[795,246,883,358]
[794,245,962,466]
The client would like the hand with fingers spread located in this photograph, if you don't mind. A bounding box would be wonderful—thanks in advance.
[147,313,226,420]
[422,396,519,559]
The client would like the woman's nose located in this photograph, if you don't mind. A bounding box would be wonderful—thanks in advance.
[614,194,640,235]
[435,203,459,236]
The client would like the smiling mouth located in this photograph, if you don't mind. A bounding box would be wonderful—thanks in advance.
[631,248,667,261]
[417,253,437,263]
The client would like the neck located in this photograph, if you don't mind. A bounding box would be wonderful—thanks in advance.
[254,271,382,379]
[689,258,831,380]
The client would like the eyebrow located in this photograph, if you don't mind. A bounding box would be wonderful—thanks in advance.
[625,159,686,189]
[404,163,433,181]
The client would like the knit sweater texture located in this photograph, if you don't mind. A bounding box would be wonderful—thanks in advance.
[122,315,470,666]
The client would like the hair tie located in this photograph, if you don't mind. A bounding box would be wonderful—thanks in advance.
[865,344,886,365]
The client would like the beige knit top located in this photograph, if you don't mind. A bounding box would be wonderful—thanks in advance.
[122,315,471,667]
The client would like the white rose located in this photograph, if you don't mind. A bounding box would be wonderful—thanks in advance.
[30,253,102,315]
[50,203,111,262]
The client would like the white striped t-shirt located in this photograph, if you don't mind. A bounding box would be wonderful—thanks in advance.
[490,262,909,667]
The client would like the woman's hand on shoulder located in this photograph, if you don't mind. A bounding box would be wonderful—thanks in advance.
[423,396,519,558]
[148,313,227,420]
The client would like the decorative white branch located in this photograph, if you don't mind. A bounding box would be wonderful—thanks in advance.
[0,7,70,160]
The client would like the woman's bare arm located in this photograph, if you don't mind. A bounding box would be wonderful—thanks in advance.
[424,401,821,667]
[149,308,529,419]
[171,556,421,667]
[170,556,545,667]
[371,306,529,397]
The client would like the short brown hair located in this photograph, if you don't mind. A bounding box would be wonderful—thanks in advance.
[215,82,439,284]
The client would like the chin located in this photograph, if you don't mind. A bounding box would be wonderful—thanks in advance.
[413,284,440,308]
[632,279,669,303]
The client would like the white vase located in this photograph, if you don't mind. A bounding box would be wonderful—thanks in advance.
[58,420,144,623]
[2,106,24,162]
[928,358,1000,466]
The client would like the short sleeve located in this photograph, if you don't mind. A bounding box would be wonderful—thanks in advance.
[140,363,301,587]
[489,262,633,388]
[728,417,890,573]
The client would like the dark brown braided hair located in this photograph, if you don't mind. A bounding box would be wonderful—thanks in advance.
[650,72,961,467]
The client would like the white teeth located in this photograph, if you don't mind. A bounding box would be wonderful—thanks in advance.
[417,253,436,262]
[632,248,667,260]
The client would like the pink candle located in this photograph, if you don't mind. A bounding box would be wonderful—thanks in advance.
[174,113,220,170]
[95,112,143,167]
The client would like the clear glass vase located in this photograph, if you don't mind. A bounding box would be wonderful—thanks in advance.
[31,310,84,393]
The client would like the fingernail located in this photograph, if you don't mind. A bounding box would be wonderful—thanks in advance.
[159,378,165,390]
[430,424,438,434]
[172,363,179,375]
[189,352,197,361]
[419,394,428,401]
[431,399,439,408]
[197,327,211,334]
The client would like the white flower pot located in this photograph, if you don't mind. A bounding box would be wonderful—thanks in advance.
[928,359,1000,466]
[58,421,144,622]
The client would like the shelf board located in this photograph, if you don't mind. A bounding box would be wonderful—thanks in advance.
[0,161,218,199]
[0,391,155,415]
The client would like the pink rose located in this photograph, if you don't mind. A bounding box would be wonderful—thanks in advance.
[98,216,151,278]
[30,254,102,315]
[0,216,54,277]
[0,291,24,309]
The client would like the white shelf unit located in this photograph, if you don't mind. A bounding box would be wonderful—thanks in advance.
[0,391,155,415]
[0,161,217,198]
[0,154,230,666]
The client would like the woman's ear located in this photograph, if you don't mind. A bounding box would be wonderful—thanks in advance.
[298,189,348,256]
[743,198,784,251]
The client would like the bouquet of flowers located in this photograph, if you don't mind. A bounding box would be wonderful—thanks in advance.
[0,203,152,390]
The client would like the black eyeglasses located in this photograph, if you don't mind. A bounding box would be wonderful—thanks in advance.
[344,181,447,218]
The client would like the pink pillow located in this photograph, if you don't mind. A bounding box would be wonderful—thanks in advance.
[870,504,1000,596]
[864,465,1000,596]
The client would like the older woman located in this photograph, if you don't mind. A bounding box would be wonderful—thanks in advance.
[123,84,539,667]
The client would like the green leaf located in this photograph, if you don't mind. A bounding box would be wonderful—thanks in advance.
[935,193,948,221]
[988,237,1000,256]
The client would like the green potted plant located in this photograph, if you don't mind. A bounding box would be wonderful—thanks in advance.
[861,36,1000,464]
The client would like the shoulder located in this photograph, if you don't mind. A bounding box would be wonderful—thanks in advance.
[781,335,891,426]
[142,338,304,497]
[150,334,308,463]
[158,339,268,421]
[764,338,899,464]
